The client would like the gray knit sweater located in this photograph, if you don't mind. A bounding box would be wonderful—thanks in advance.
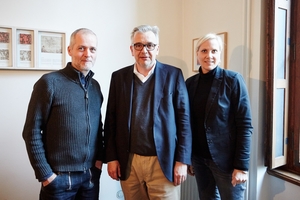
[22,63,104,181]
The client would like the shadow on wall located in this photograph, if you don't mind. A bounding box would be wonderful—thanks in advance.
[262,172,286,200]
[228,45,252,80]
[157,56,189,79]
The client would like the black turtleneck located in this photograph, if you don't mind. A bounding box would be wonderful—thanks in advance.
[192,67,216,159]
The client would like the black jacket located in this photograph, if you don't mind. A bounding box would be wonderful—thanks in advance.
[186,66,253,172]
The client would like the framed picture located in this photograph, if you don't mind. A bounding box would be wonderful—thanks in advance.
[192,38,200,72]
[0,27,12,68]
[192,32,228,72]
[37,31,66,70]
[0,26,66,70]
[16,29,34,68]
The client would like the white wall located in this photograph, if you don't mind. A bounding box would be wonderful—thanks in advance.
[1,0,300,200]
[0,1,183,199]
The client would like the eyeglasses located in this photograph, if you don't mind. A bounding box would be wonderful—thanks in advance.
[132,43,157,51]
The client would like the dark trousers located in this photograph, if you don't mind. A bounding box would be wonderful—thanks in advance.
[39,167,101,200]
[192,156,246,200]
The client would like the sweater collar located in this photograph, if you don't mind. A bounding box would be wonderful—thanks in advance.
[199,66,217,78]
[61,62,94,84]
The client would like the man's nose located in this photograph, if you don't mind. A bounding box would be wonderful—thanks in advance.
[84,49,91,56]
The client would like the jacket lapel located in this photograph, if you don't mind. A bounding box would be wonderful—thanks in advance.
[153,61,166,114]
[124,65,134,131]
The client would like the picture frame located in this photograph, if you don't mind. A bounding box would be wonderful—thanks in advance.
[16,29,34,68]
[0,27,12,68]
[192,32,228,72]
[37,31,66,70]
[0,26,66,70]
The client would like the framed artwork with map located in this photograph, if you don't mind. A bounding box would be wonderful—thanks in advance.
[37,31,65,70]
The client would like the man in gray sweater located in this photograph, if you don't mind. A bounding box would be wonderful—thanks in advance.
[22,28,104,200]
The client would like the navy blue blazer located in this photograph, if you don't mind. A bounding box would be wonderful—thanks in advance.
[104,61,192,182]
[186,66,253,172]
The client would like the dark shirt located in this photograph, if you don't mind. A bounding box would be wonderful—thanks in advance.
[79,71,92,89]
[192,67,216,158]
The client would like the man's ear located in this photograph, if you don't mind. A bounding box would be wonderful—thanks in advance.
[130,45,134,56]
[67,46,71,56]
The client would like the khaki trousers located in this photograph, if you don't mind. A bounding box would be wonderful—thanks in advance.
[120,153,180,200]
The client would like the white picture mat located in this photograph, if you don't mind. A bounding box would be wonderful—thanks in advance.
[37,31,65,70]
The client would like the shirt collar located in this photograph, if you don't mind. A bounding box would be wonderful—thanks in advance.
[133,63,156,83]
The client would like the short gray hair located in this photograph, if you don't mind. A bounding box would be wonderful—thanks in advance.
[131,25,159,44]
[69,28,97,48]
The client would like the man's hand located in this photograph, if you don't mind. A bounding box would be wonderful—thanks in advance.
[173,161,187,186]
[107,160,121,181]
[95,160,103,170]
[231,169,248,187]
[42,173,57,187]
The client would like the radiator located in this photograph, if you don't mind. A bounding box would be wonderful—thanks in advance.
[181,175,199,200]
